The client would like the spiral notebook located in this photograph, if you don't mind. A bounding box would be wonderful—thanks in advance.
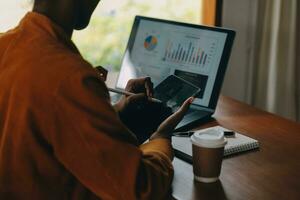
[172,126,259,163]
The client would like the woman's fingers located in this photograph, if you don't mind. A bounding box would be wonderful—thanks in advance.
[157,97,194,135]
[125,77,154,97]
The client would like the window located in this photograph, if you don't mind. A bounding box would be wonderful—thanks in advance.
[0,0,217,74]
[73,0,201,72]
[0,0,32,32]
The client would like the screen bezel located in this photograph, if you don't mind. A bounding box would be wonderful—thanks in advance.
[117,15,235,110]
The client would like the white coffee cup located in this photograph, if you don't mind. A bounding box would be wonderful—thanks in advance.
[191,129,227,183]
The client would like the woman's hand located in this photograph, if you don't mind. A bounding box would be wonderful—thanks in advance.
[114,77,173,144]
[150,97,194,140]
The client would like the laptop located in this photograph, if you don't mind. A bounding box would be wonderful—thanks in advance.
[115,16,235,130]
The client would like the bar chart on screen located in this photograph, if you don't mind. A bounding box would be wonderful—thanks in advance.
[162,35,217,73]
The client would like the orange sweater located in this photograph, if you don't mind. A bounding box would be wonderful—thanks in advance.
[0,12,174,200]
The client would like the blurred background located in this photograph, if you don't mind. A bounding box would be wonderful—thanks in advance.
[0,0,202,71]
[0,0,299,122]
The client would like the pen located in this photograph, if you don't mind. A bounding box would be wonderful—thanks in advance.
[108,87,162,103]
[173,131,195,137]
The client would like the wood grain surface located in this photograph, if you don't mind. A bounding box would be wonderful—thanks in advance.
[172,96,300,200]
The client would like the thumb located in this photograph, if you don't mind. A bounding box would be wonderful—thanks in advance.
[156,97,194,135]
[177,97,195,114]
[167,97,194,125]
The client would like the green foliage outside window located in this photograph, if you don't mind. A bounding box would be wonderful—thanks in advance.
[72,0,200,71]
[0,0,199,72]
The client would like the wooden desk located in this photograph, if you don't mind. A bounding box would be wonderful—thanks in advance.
[172,96,300,200]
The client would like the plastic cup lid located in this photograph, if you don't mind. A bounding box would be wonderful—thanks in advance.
[191,128,227,148]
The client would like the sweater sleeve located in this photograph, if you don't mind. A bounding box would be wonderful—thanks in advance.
[137,139,174,200]
[51,66,174,200]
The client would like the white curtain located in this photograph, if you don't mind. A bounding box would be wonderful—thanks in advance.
[252,0,300,121]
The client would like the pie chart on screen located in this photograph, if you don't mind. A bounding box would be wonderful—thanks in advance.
[144,36,158,51]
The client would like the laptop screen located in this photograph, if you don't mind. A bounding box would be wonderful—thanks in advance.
[117,16,235,109]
